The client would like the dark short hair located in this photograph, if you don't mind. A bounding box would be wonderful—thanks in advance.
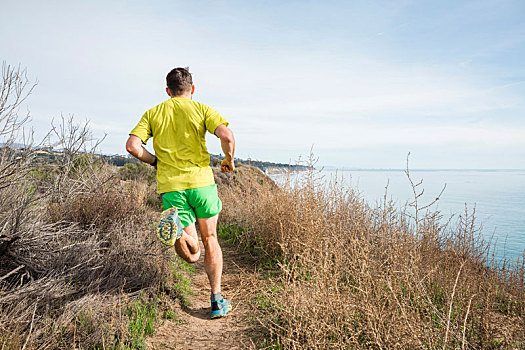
[166,67,193,95]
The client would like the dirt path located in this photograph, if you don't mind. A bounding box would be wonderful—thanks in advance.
[147,240,259,349]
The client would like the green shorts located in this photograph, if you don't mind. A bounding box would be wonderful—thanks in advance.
[161,184,222,228]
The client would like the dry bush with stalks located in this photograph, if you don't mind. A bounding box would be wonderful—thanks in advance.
[220,157,525,349]
[0,64,174,349]
[0,157,170,348]
[0,63,38,256]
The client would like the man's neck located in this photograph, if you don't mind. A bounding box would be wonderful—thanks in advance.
[172,93,192,99]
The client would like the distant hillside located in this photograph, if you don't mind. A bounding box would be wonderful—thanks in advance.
[209,154,311,174]
[30,149,311,173]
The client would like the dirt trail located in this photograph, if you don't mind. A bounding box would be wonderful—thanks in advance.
[147,240,258,349]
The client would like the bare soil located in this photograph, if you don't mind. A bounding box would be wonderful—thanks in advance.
[146,240,261,350]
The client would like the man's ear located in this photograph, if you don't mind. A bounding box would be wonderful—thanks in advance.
[191,85,195,95]
[166,87,172,97]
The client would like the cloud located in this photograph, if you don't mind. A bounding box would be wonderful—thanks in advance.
[1,0,524,168]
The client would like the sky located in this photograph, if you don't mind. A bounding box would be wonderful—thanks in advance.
[1,0,524,169]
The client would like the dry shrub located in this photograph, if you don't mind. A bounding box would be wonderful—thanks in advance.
[119,161,156,184]
[0,158,171,348]
[46,170,147,231]
[217,165,283,256]
[0,68,172,349]
[219,164,525,349]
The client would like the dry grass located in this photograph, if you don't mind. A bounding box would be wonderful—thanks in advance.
[219,164,525,349]
[0,65,177,349]
[2,63,524,349]
[0,155,177,349]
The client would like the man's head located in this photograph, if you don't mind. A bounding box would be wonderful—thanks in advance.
[166,67,194,97]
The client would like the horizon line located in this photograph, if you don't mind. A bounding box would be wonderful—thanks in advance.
[319,167,525,172]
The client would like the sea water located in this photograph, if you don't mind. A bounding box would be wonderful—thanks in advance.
[273,169,525,263]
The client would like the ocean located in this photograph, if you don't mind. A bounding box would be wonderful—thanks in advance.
[273,169,525,263]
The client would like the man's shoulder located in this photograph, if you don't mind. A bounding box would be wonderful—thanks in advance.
[145,99,172,114]
[143,99,218,121]
[149,99,213,112]
[188,99,213,111]
[178,100,220,118]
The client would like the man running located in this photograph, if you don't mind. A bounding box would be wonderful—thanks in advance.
[126,67,235,318]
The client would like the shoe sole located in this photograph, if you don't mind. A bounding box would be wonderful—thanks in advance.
[156,208,183,246]
[210,304,232,319]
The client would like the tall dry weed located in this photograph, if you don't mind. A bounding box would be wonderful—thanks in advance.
[0,66,173,348]
[1,154,171,349]
[219,162,525,349]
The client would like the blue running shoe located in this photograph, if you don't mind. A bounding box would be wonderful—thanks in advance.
[156,207,183,246]
[210,298,232,319]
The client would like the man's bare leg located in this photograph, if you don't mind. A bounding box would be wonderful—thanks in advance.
[175,223,201,263]
[196,215,222,294]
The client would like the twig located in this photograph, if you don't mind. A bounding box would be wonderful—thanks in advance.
[22,302,37,350]
[420,183,447,211]
[386,280,424,347]
[0,264,24,281]
[444,261,465,349]
[462,294,476,350]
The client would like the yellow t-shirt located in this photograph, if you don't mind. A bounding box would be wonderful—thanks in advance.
[130,97,228,193]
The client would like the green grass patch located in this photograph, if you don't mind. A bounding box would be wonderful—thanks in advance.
[75,310,95,336]
[218,223,284,273]
[259,339,283,350]
[171,256,194,307]
[496,294,518,315]
[254,293,272,309]
[125,297,158,350]
[163,310,175,320]
[250,290,288,349]
[217,222,244,245]
[430,281,446,311]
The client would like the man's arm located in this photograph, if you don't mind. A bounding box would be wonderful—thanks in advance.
[126,135,157,166]
[214,124,235,173]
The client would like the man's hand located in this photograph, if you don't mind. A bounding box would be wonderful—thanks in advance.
[221,158,234,173]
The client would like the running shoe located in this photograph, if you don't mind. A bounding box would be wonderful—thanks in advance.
[156,207,183,246]
[210,298,232,319]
